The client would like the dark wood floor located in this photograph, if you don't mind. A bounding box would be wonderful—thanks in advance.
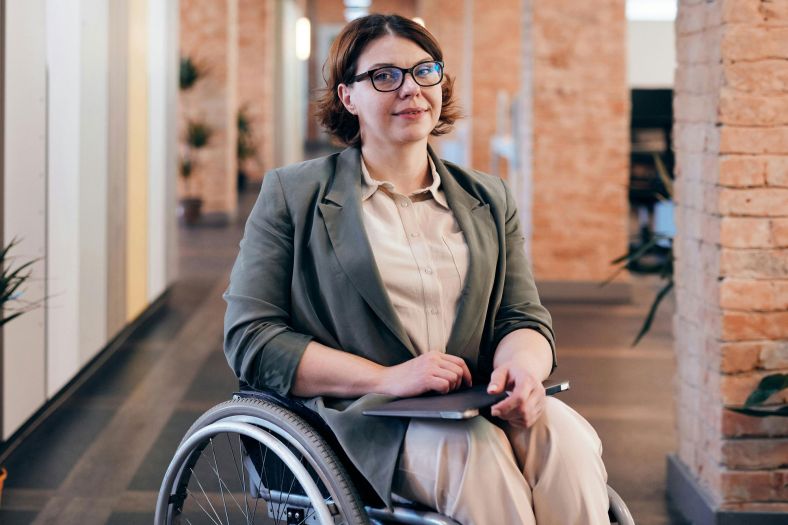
[0,181,687,525]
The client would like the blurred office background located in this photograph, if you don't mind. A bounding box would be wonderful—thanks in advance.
[1,1,786,524]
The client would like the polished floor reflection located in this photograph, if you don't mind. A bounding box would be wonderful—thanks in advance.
[0,181,686,525]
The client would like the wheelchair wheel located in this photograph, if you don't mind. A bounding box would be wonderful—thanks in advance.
[155,398,370,525]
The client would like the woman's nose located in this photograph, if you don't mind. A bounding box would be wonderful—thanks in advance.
[398,73,422,96]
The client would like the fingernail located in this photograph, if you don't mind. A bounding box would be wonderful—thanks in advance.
[487,383,497,392]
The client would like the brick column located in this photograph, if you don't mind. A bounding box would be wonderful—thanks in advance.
[670,0,788,519]
[238,0,275,180]
[180,0,239,219]
[530,0,630,283]
[421,0,629,297]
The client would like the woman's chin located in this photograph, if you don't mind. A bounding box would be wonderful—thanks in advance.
[391,127,433,145]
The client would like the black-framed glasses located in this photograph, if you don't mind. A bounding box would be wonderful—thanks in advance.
[348,60,444,92]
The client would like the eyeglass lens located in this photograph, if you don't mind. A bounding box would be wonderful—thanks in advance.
[372,62,442,92]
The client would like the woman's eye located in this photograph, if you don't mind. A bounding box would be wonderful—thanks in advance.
[415,66,433,77]
[373,71,394,82]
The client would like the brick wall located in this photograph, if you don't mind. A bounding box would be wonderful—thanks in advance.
[673,0,788,511]
[530,0,630,281]
[419,0,628,284]
[237,0,275,179]
[179,0,238,216]
[469,0,522,175]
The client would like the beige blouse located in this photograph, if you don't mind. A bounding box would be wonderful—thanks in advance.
[360,156,469,355]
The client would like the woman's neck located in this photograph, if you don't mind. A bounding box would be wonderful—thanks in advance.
[360,140,431,195]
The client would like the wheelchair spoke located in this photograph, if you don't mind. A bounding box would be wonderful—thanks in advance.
[207,437,250,521]
[281,454,300,522]
[209,438,231,525]
[249,441,269,525]
[272,450,289,524]
[225,433,251,522]
[189,467,225,525]
[185,486,223,525]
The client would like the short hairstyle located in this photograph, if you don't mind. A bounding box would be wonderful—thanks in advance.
[315,14,461,147]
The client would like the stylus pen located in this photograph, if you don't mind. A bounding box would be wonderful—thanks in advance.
[502,382,569,398]
[545,382,570,396]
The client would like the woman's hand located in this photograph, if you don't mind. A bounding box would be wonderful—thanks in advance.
[487,365,546,428]
[378,351,472,397]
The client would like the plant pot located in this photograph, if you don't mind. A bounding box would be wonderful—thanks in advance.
[0,467,7,507]
[181,197,203,226]
[237,170,248,193]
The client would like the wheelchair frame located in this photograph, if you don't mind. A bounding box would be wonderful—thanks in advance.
[155,389,636,525]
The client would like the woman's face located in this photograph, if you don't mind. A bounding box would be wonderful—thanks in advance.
[338,35,442,149]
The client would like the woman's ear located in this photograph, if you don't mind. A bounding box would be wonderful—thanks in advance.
[337,84,356,115]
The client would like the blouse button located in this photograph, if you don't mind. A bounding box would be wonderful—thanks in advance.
[410,232,420,237]
[400,201,409,208]
[424,267,433,274]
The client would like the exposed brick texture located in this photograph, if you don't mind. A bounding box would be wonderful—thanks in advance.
[529,0,629,281]
[674,0,788,511]
[420,1,629,283]
[180,0,239,215]
[238,0,275,179]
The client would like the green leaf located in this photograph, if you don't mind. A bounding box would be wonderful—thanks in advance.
[745,373,788,407]
[601,237,662,286]
[631,279,673,346]
[727,404,788,418]
[180,56,202,90]
[652,152,673,199]
[186,121,212,149]
[0,310,26,327]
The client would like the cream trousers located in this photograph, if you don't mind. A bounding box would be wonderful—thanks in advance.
[391,397,609,525]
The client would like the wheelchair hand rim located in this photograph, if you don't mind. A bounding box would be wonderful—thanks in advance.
[154,420,335,525]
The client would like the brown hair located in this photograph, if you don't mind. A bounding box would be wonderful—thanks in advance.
[315,14,461,147]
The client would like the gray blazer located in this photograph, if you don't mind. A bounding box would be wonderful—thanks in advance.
[223,144,556,506]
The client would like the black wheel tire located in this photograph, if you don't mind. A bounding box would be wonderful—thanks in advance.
[162,397,370,525]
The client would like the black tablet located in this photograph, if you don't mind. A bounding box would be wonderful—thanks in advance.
[363,381,570,420]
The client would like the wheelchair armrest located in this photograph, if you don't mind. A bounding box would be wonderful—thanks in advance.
[234,386,326,431]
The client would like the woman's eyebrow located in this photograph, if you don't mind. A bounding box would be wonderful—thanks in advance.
[366,58,434,69]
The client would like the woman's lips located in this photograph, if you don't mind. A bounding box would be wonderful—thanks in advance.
[394,108,427,119]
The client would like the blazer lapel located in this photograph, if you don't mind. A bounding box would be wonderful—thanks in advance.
[428,146,498,362]
[318,146,418,358]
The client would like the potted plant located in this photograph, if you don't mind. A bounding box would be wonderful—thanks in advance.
[603,153,674,346]
[0,237,42,506]
[180,120,212,226]
[180,56,203,91]
[236,105,259,193]
[178,55,211,225]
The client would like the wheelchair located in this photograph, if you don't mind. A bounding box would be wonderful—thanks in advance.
[155,388,636,525]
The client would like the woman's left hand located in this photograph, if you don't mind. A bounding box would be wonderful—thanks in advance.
[487,365,546,428]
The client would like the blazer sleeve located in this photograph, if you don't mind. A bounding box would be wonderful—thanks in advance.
[492,177,558,372]
[223,170,314,395]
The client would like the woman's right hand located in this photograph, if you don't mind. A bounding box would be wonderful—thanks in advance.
[377,351,472,397]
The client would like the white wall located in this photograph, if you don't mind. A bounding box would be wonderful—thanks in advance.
[627,20,675,88]
[3,0,48,440]
[2,0,180,440]
[147,0,179,300]
[46,0,110,395]
[276,0,306,166]
[78,0,109,367]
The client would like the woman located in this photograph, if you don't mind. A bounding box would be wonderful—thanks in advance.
[224,13,609,525]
